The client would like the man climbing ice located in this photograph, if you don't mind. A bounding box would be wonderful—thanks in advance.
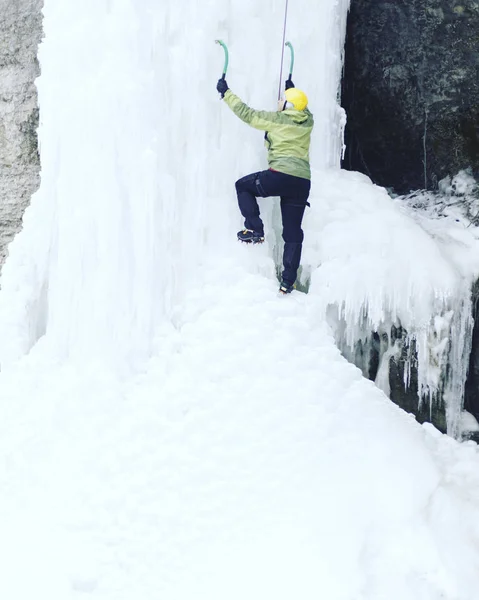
[216,76,314,294]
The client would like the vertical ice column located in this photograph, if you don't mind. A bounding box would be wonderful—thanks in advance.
[0,0,352,370]
[287,0,350,169]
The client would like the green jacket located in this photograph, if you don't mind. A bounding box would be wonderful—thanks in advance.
[223,89,314,180]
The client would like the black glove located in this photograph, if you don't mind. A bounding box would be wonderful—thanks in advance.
[285,77,295,90]
[216,77,229,98]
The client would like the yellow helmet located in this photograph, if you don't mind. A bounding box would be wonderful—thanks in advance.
[285,88,308,111]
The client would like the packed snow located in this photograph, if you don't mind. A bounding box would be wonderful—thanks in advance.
[0,1,479,599]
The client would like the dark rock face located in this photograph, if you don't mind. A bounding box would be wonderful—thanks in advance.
[342,0,479,194]
[465,281,479,425]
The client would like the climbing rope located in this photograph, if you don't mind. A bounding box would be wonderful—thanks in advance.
[277,0,290,100]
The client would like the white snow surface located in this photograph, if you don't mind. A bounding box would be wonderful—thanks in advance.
[1,1,479,599]
[2,287,479,600]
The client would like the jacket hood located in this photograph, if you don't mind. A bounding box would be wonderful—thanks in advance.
[283,108,313,124]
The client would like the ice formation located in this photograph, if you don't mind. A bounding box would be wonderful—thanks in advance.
[0,1,477,436]
[301,168,479,436]
[0,2,478,599]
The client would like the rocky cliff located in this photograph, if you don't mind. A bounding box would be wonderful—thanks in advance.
[0,0,43,265]
[342,0,479,193]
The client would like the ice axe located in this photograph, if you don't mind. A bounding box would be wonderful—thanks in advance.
[279,40,295,99]
[215,39,229,81]
[285,41,295,81]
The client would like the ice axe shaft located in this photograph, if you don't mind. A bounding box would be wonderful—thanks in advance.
[215,39,229,77]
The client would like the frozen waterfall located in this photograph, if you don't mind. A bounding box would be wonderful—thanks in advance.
[0,0,349,368]
[0,2,479,599]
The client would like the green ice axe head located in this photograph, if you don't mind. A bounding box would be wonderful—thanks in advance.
[285,41,295,79]
[215,39,229,78]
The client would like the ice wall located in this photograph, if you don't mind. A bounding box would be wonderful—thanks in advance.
[0,0,350,371]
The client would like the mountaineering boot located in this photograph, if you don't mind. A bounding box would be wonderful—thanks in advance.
[237,229,265,244]
[279,281,294,294]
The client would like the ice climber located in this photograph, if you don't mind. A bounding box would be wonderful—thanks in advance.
[216,76,313,294]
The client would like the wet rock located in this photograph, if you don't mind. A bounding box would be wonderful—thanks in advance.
[342,0,479,193]
[464,280,479,424]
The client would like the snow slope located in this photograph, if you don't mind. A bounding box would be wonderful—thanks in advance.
[1,274,479,600]
[0,1,479,599]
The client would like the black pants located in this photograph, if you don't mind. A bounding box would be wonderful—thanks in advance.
[235,169,311,286]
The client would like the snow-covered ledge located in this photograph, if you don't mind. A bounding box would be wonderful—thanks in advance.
[0,0,43,266]
[303,168,479,439]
